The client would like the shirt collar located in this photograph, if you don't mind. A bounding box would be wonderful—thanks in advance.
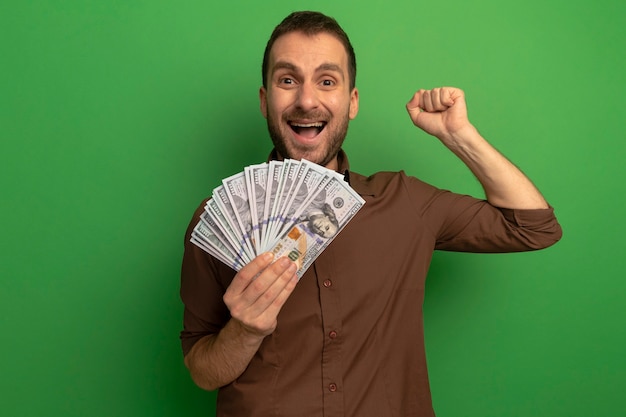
[267,148,351,178]
[267,148,375,197]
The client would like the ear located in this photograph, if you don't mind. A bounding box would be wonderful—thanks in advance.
[259,86,268,119]
[349,87,359,120]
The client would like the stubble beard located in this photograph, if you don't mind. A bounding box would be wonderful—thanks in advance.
[266,109,350,169]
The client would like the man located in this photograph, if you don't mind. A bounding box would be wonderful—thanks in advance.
[180,11,562,417]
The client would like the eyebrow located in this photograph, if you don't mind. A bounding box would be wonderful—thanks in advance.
[272,61,345,80]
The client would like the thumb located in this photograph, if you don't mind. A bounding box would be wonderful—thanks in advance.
[405,90,424,124]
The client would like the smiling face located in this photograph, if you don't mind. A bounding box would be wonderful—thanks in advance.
[260,31,359,171]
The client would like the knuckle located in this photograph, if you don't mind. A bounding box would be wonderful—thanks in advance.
[229,305,244,318]
[223,292,234,307]
[261,287,277,302]
[250,278,267,293]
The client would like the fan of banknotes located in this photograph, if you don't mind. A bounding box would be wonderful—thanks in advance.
[191,159,365,278]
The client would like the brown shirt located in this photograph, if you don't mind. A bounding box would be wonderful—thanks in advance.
[180,151,562,417]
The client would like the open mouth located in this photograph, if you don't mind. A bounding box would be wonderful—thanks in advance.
[289,121,326,139]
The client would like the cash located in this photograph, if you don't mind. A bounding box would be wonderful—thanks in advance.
[190,159,365,279]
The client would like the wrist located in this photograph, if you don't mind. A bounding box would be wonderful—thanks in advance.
[441,123,481,151]
[227,318,269,346]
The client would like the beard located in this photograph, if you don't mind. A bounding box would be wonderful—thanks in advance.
[265,108,350,169]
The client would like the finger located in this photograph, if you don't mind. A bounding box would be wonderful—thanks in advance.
[421,89,434,112]
[431,88,449,111]
[440,87,456,107]
[237,256,295,304]
[406,90,423,112]
[261,272,299,320]
[256,262,298,315]
[227,252,275,296]
[233,269,298,337]
[406,90,423,125]
[240,258,297,316]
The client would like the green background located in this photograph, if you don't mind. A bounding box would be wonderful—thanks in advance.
[2,1,624,416]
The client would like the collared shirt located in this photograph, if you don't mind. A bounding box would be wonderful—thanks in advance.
[180,150,562,417]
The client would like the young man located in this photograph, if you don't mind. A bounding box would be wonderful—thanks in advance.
[180,11,562,416]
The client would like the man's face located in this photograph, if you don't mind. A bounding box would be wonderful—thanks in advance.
[309,213,338,238]
[260,31,359,171]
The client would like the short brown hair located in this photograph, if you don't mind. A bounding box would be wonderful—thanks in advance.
[262,11,357,89]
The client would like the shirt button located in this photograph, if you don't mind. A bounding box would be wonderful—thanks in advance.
[329,330,338,339]
[329,383,337,392]
[323,279,332,288]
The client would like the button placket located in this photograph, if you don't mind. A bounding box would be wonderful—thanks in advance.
[314,258,344,415]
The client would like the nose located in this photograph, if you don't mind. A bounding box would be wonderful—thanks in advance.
[295,82,320,111]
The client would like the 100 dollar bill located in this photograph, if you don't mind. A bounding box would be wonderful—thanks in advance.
[191,159,365,278]
[265,172,365,278]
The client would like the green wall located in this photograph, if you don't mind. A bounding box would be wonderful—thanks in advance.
[2,1,624,416]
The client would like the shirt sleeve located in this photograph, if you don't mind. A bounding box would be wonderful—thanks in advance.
[179,199,236,357]
[402,173,563,253]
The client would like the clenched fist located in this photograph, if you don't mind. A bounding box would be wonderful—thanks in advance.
[406,87,475,144]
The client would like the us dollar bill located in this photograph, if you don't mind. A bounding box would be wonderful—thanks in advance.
[261,160,284,250]
[266,160,299,245]
[212,186,255,261]
[204,198,251,265]
[266,172,365,278]
[221,172,259,258]
[198,210,247,267]
[244,163,268,253]
[191,160,365,278]
[270,160,330,247]
[191,215,240,269]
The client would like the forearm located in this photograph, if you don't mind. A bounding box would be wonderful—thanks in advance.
[406,87,550,209]
[184,318,265,391]
[443,125,549,209]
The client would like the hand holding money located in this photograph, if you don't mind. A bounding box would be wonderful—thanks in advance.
[191,159,365,279]
[224,252,298,337]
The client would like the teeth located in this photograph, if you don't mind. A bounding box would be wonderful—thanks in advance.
[290,122,324,127]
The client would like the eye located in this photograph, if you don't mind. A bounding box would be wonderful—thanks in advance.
[321,79,335,87]
[279,77,294,85]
